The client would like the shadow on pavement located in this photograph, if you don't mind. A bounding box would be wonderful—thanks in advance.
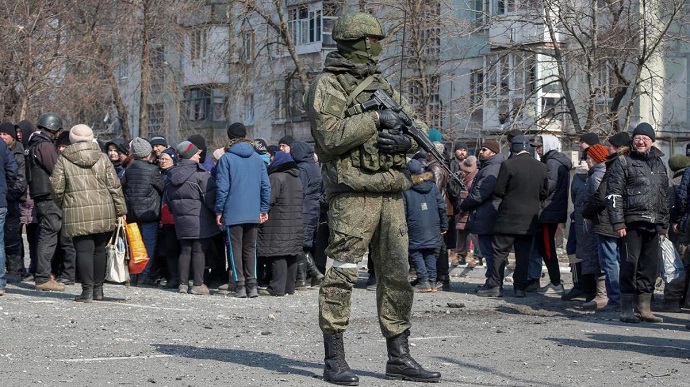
[435,356,563,387]
[544,332,690,359]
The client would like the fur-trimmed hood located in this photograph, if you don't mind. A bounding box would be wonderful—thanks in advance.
[411,172,435,194]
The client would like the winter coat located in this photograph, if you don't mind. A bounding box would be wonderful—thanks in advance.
[493,152,549,235]
[0,139,18,208]
[27,130,58,200]
[290,141,323,250]
[121,159,164,223]
[50,141,126,238]
[215,139,271,226]
[672,166,690,231]
[7,141,26,203]
[582,152,618,237]
[539,147,572,224]
[427,159,452,216]
[256,153,304,257]
[460,153,504,235]
[606,146,670,231]
[164,159,219,240]
[455,169,477,230]
[579,163,604,274]
[403,172,447,250]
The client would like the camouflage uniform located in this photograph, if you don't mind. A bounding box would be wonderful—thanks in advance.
[305,20,425,339]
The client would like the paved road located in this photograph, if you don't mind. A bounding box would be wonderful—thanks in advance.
[0,267,688,387]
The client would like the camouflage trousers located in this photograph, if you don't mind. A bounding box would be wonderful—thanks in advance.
[319,191,413,338]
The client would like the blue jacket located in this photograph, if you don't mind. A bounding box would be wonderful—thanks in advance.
[403,172,447,250]
[215,140,270,226]
[459,153,504,235]
[0,140,18,208]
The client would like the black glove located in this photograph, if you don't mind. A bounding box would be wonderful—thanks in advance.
[377,109,403,131]
[377,131,412,154]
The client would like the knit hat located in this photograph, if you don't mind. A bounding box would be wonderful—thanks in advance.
[149,135,167,147]
[608,131,631,148]
[69,124,94,143]
[632,122,655,141]
[16,120,35,148]
[586,144,608,164]
[428,128,442,143]
[506,129,523,142]
[279,135,295,146]
[56,131,71,147]
[482,140,500,154]
[253,138,269,155]
[227,122,246,139]
[130,137,152,159]
[161,147,178,165]
[460,156,478,173]
[453,141,468,151]
[579,132,600,146]
[176,141,199,159]
[0,122,15,140]
[510,135,531,153]
[407,159,424,174]
[668,154,690,172]
[106,138,129,156]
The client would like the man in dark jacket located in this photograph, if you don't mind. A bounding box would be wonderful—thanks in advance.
[122,137,164,286]
[0,122,26,283]
[0,135,18,296]
[530,134,572,295]
[478,136,548,297]
[664,154,690,312]
[290,141,325,288]
[459,140,503,288]
[607,123,668,324]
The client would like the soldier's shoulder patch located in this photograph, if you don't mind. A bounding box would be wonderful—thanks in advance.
[322,93,346,118]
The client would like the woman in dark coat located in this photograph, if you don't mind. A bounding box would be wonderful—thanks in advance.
[164,141,219,295]
[256,151,304,296]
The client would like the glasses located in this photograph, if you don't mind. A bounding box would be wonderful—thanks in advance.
[633,136,652,143]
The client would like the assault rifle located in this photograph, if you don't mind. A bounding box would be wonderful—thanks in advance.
[360,89,465,191]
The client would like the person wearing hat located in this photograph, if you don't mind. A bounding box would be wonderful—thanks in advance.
[215,121,270,299]
[478,135,549,298]
[121,137,164,287]
[157,147,181,290]
[0,122,27,284]
[579,132,600,152]
[149,135,168,158]
[459,139,504,290]
[606,122,668,323]
[164,141,219,295]
[105,138,130,179]
[55,131,71,154]
[187,134,213,173]
[455,156,479,268]
[50,125,126,302]
[278,135,295,154]
[0,122,19,296]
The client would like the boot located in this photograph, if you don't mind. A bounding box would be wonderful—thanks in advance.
[637,293,663,323]
[75,286,94,303]
[295,254,308,290]
[582,275,608,310]
[579,274,597,302]
[305,251,324,287]
[657,298,682,313]
[619,293,640,323]
[385,330,441,382]
[93,285,104,301]
[323,333,359,386]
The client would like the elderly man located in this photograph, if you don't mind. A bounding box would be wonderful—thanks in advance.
[606,123,668,323]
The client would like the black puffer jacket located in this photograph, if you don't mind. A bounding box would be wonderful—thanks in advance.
[256,152,304,257]
[539,149,572,223]
[164,159,219,239]
[122,159,164,223]
[290,141,323,250]
[606,146,669,231]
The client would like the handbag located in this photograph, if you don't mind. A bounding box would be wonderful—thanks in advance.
[125,221,150,275]
[106,218,129,283]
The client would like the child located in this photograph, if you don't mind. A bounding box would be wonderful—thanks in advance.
[404,159,448,292]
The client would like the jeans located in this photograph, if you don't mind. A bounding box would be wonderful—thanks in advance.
[0,207,7,289]
[410,248,437,282]
[477,234,494,279]
[598,234,621,305]
[527,233,542,281]
[138,222,159,275]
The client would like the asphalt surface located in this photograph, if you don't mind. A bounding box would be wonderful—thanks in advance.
[0,264,688,387]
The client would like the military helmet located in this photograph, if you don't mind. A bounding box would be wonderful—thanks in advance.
[332,12,385,41]
[36,112,63,132]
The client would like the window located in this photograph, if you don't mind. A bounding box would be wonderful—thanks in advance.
[150,46,165,94]
[147,103,164,134]
[191,28,208,61]
[470,70,484,105]
[186,87,210,121]
[117,56,129,79]
[322,0,342,48]
[428,75,442,129]
[288,5,322,45]
[485,52,537,99]
[594,61,616,103]
[274,90,286,120]
[243,30,255,62]
[213,92,228,122]
[244,94,254,126]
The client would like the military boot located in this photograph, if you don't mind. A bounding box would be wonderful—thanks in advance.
[619,293,640,323]
[323,333,359,386]
[385,330,441,383]
[637,293,663,323]
[305,251,324,287]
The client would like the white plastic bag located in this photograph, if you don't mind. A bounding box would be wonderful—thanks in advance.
[659,236,685,284]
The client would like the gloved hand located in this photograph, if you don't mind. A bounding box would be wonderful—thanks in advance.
[377,109,403,131]
[377,131,412,154]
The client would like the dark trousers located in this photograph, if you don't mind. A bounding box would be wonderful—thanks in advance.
[268,255,298,295]
[488,233,532,290]
[619,227,659,294]
[25,223,39,274]
[5,202,22,273]
[52,228,76,281]
[179,238,209,287]
[160,224,181,283]
[74,232,109,291]
[226,224,258,287]
[537,223,562,285]
[34,200,63,284]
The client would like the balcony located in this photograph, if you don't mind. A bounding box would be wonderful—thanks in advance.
[488,16,554,48]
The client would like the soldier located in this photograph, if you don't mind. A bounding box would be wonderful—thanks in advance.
[305,12,441,385]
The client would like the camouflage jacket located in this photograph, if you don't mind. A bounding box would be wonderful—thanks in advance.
[306,52,423,197]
